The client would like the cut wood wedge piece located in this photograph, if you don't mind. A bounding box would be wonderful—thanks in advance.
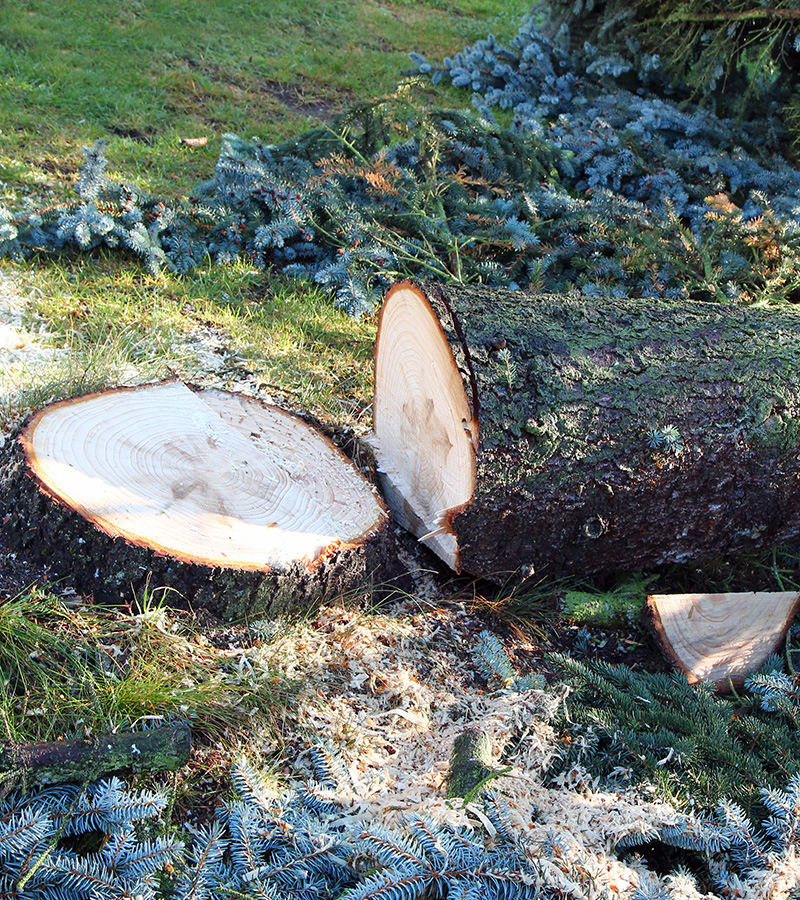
[644,591,800,691]
[0,380,390,620]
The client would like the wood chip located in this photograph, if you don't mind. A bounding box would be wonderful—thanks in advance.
[645,590,800,690]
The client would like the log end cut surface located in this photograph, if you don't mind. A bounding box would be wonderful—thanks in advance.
[645,591,800,690]
[22,381,387,572]
[373,282,477,570]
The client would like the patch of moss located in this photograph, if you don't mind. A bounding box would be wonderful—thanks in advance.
[562,574,657,627]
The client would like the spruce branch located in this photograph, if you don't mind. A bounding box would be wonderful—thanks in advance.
[8,7,800,314]
[677,7,800,23]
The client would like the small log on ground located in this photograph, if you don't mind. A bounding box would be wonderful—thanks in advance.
[0,380,390,619]
[445,727,496,800]
[374,280,800,581]
[645,591,800,691]
[0,725,191,787]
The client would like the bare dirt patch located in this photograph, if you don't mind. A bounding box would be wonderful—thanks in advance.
[259,78,353,122]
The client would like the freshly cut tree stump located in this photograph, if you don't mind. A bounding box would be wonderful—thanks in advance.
[373,280,800,580]
[645,591,800,691]
[0,380,389,619]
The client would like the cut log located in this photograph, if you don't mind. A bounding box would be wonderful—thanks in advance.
[644,591,800,691]
[0,380,390,619]
[445,727,496,800]
[0,725,191,787]
[373,280,800,581]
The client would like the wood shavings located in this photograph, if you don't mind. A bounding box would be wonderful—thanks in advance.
[252,603,692,896]
[254,601,797,899]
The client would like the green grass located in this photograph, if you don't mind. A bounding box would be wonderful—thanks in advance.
[1,255,375,434]
[0,584,289,746]
[0,0,531,202]
[0,0,530,431]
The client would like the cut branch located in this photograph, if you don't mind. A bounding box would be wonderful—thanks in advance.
[445,727,496,800]
[679,7,800,23]
[0,725,191,787]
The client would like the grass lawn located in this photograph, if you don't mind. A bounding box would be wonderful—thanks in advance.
[1,0,530,199]
[0,0,531,434]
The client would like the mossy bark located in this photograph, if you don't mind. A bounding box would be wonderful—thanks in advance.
[0,423,397,621]
[445,727,496,799]
[0,726,191,787]
[416,281,800,580]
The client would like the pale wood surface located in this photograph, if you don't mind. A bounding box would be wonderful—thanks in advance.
[373,283,477,569]
[645,591,800,690]
[23,381,386,571]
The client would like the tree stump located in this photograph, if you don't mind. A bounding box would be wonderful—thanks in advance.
[0,380,390,619]
[373,280,800,581]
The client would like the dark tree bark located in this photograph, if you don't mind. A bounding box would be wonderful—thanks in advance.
[373,280,800,581]
[0,381,393,620]
[0,726,191,787]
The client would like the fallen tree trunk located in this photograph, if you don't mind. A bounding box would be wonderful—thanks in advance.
[373,280,800,581]
[0,725,191,787]
[0,380,390,619]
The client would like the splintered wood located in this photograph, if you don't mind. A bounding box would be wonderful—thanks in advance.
[645,591,800,690]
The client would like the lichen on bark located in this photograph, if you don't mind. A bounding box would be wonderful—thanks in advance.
[414,282,800,580]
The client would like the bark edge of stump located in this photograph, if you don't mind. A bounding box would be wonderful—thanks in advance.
[0,380,395,620]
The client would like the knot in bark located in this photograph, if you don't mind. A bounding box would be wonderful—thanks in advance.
[582,515,608,540]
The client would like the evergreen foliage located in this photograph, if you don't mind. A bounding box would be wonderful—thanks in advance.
[535,0,800,142]
[0,142,169,276]
[5,11,800,312]
[0,755,549,900]
[414,14,800,303]
[466,631,800,895]
[2,689,799,897]
[173,752,800,899]
[0,776,180,899]
[547,652,800,813]
[0,92,562,317]
[619,772,800,896]
[473,630,546,690]
[176,755,545,900]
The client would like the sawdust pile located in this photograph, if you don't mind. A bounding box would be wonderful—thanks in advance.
[253,601,720,900]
